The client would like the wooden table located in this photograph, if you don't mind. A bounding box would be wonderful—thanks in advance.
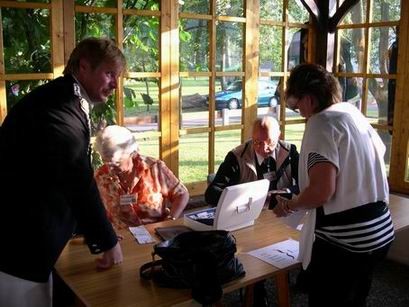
[55,193,409,307]
[389,194,409,232]
[55,210,300,307]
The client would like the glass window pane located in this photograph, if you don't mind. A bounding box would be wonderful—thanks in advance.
[76,0,115,7]
[214,129,241,171]
[213,77,242,125]
[181,77,209,129]
[260,26,283,73]
[124,16,159,72]
[75,13,114,41]
[341,0,366,25]
[369,27,396,74]
[124,0,159,10]
[90,95,117,136]
[287,28,308,70]
[288,0,309,23]
[5,80,49,111]
[376,129,392,176]
[216,0,244,17]
[2,8,51,73]
[216,22,243,72]
[180,19,209,72]
[256,77,281,118]
[179,0,209,14]
[179,133,209,183]
[372,0,400,22]
[284,123,304,151]
[366,78,389,125]
[260,0,283,21]
[135,135,159,160]
[123,78,159,133]
[338,29,365,73]
[338,77,362,108]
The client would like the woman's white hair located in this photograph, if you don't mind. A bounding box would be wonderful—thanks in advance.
[95,125,138,162]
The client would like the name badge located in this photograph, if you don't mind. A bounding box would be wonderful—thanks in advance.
[263,171,276,182]
[120,194,137,206]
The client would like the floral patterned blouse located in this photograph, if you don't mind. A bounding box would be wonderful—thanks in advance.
[95,154,188,229]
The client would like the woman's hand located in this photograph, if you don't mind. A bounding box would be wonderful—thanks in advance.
[96,242,123,270]
[273,195,295,217]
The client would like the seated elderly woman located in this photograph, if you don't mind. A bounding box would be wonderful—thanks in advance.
[94,125,189,229]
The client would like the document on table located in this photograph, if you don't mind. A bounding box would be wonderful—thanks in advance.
[129,225,156,244]
[247,239,300,269]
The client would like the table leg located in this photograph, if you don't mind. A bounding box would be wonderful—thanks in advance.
[276,271,290,307]
[243,284,254,307]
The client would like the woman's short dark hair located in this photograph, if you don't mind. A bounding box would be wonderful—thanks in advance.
[285,63,342,113]
[63,37,126,75]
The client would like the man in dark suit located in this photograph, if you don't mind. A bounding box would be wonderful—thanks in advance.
[0,38,126,306]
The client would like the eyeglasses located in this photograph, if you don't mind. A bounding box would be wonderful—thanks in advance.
[286,96,300,113]
[253,139,276,149]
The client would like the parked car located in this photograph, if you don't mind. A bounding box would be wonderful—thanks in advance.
[212,80,279,110]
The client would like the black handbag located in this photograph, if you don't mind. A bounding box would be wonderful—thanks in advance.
[140,230,245,305]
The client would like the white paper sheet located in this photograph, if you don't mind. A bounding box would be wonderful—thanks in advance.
[247,239,300,269]
[281,209,306,229]
[129,225,156,244]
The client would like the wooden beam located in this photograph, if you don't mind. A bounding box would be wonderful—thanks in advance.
[169,0,180,175]
[63,0,75,63]
[51,0,65,77]
[115,0,124,126]
[208,0,217,175]
[328,0,360,33]
[160,0,172,167]
[300,0,319,23]
[389,0,409,192]
[242,0,259,141]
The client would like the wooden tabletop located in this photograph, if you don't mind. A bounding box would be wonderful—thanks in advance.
[55,193,409,307]
[389,193,409,232]
[55,210,300,307]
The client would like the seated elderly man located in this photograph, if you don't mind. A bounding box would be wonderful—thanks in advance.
[205,116,299,209]
[205,116,299,306]
[94,125,189,229]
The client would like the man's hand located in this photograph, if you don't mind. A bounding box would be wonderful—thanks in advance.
[96,242,123,270]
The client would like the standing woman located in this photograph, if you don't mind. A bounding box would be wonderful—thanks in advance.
[274,63,394,307]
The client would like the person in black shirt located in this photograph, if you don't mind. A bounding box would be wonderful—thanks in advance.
[0,38,126,306]
[205,116,299,209]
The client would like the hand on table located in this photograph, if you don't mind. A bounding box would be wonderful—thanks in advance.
[96,241,123,270]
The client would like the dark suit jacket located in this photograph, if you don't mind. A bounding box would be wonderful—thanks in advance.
[0,75,117,282]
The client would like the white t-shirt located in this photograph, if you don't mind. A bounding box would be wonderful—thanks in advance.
[300,102,389,214]
[297,102,390,268]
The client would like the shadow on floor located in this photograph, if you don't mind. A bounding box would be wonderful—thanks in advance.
[222,259,409,307]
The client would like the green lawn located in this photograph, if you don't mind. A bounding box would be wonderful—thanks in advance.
[136,125,306,184]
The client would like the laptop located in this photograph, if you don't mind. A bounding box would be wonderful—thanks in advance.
[184,179,270,231]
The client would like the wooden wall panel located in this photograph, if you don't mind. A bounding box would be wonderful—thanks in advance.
[389,0,409,193]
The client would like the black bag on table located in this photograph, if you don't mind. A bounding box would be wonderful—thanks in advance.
[139,230,245,305]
